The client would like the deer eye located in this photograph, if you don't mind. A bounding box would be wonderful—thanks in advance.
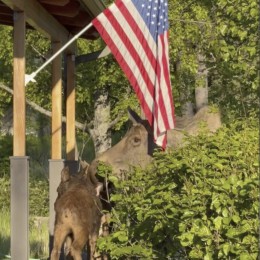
[132,136,141,146]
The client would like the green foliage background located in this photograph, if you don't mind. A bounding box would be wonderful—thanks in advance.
[0,0,259,258]
[0,136,49,217]
[97,117,259,259]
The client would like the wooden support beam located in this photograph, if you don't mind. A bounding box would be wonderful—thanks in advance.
[51,41,62,160]
[11,11,29,260]
[40,0,69,6]
[13,11,25,156]
[66,53,76,161]
[43,1,80,18]
[2,0,73,52]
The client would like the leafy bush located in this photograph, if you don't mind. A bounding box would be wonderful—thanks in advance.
[0,158,10,212]
[0,135,49,216]
[97,117,259,259]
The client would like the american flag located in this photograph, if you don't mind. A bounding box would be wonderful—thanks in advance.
[92,0,175,148]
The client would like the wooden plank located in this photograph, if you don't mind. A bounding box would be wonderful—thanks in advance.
[43,1,80,17]
[2,0,72,51]
[51,41,62,160]
[66,53,76,160]
[13,11,25,156]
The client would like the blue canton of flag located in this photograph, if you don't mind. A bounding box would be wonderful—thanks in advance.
[134,0,169,39]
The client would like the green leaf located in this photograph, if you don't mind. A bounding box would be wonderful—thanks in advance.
[215,163,224,170]
[179,233,194,246]
[222,208,229,218]
[239,252,254,260]
[232,215,241,224]
[223,243,230,256]
[213,216,222,230]
[204,252,213,260]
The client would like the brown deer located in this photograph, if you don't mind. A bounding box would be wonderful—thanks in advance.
[50,165,103,260]
[88,105,222,179]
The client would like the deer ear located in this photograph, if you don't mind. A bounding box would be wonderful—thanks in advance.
[80,160,89,172]
[127,107,142,125]
[61,166,70,182]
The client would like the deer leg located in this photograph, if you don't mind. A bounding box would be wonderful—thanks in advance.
[64,235,73,258]
[70,228,88,260]
[50,224,69,260]
[89,232,99,260]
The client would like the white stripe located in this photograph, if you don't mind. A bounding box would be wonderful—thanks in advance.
[124,1,157,60]
[97,13,154,112]
[113,4,157,90]
[155,132,166,147]
[158,34,175,129]
[163,32,175,129]
[155,36,167,134]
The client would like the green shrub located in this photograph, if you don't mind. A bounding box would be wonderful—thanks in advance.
[97,117,259,259]
[29,177,49,217]
[0,158,10,211]
[0,135,49,216]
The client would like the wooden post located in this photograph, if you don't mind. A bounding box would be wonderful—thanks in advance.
[66,53,76,161]
[13,11,26,156]
[11,11,29,260]
[49,41,64,257]
[51,41,62,160]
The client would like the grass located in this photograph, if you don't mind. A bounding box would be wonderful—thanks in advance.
[0,211,49,260]
[0,210,10,260]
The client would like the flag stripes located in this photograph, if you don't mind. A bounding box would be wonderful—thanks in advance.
[93,0,175,148]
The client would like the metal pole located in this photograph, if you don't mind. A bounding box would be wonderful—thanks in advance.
[25,22,93,85]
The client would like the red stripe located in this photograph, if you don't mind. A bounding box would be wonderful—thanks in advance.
[153,38,168,134]
[93,17,153,123]
[93,0,175,148]
[157,34,171,131]
[161,32,175,126]
[104,8,155,100]
[116,1,157,72]
[162,134,167,149]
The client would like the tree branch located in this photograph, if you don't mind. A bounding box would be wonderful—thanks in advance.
[0,82,91,131]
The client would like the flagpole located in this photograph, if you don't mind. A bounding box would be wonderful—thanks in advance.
[25,22,93,85]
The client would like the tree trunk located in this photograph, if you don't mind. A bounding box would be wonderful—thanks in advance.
[92,89,111,156]
[174,53,194,117]
[195,53,208,111]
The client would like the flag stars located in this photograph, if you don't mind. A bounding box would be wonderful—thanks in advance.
[136,0,169,35]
